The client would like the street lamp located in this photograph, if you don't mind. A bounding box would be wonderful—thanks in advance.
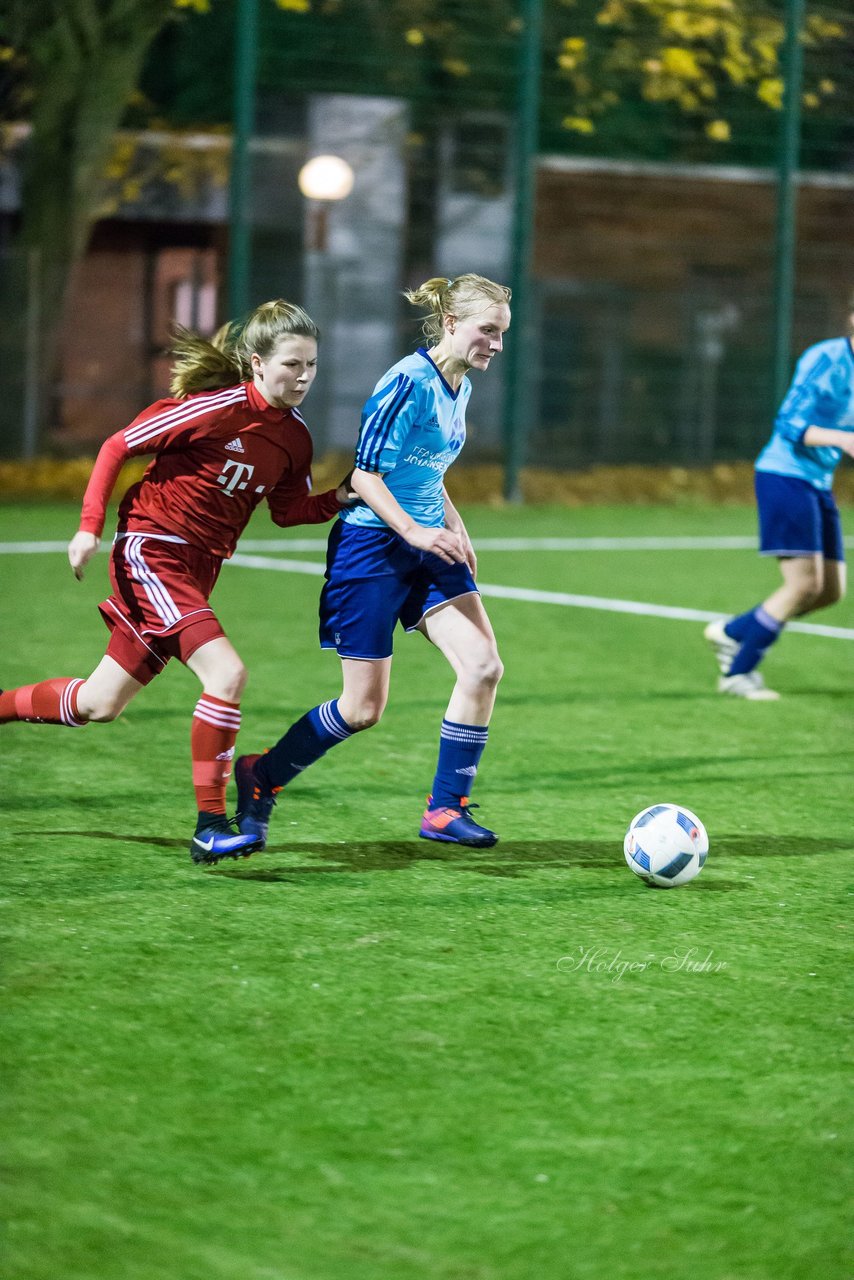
[298,155,355,250]
[297,154,354,454]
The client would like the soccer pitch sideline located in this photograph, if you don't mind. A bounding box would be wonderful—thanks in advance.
[1,500,851,1280]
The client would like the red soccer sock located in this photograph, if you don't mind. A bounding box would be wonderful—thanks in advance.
[0,678,87,726]
[191,694,241,815]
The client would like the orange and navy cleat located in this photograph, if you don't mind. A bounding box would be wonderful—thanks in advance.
[234,754,280,849]
[419,795,498,848]
[190,814,262,865]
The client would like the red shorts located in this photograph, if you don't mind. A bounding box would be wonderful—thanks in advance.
[99,534,226,685]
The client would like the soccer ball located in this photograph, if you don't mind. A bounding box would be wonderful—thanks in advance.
[623,804,709,888]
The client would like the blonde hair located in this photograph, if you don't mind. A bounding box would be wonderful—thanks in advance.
[169,299,319,398]
[403,274,512,345]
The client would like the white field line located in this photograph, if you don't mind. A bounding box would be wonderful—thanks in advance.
[3,540,853,641]
[237,534,854,552]
[236,536,777,552]
[3,534,854,555]
[227,552,854,641]
[0,540,73,553]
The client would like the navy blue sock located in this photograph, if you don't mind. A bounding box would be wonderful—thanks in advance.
[724,607,762,643]
[256,699,353,790]
[429,720,489,810]
[727,607,784,676]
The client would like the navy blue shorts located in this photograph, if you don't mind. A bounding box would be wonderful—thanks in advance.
[755,471,844,561]
[319,521,479,660]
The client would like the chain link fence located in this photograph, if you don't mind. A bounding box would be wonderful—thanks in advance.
[1,0,852,469]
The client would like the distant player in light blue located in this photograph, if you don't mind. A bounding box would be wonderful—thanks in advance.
[705,301,854,698]
[236,274,512,847]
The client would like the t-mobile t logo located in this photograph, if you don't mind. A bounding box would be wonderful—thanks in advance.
[216,459,255,496]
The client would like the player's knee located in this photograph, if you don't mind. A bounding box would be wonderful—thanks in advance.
[789,568,823,612]
[338,692,386,731]
[826,577,845,605]
[207,659,248,702]
[229,662,249,701]
[84,699,123,723]
[793,583,822,612]
[346,703,384,731]
[466,650,504,692]
[814,581,844,610]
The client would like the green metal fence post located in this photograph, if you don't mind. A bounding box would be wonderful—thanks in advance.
[503,0,544,502]
[228,0,260,321]
[771,0,806,409]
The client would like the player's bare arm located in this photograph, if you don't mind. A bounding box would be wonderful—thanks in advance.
[802,426,854,457]
[350,467,465,565]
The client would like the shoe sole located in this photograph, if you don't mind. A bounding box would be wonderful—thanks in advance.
[234,822,268,852]
[717,689,780,701]
[419,829,499,848]
[190,835,264,866]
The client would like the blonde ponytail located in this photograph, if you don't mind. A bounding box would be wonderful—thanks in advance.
[404,273,511,345]
[169,299,320,398]
[169,324,241,398]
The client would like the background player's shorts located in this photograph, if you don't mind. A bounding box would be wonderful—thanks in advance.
[319,521,479,660]
[99,534,226,685]
[755,471,844,561]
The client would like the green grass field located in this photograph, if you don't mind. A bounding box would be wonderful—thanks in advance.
[1,500,852,1280]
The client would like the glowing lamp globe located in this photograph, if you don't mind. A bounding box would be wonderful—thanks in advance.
[298,155,355,202]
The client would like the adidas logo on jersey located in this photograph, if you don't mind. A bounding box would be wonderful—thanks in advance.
[225,437,245,454]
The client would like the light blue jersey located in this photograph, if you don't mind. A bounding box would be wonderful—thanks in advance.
[756,337,854,491]
[342,348,471,528]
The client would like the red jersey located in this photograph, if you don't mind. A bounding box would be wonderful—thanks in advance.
[79,381,341,558]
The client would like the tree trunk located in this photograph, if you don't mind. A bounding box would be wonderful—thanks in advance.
[1,0,177,453]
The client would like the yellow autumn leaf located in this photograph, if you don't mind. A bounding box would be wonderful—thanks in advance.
[806,16,843,39]
[562,116,595,134]
[756,77,783,109]
[720,55,749,85]
[752,38,781,66]
[664,12,719,41]
[661,47,703,80]
[595,0,626,27]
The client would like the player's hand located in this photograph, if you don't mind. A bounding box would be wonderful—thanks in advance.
[456,529,477,578]
[444,517,477,576]
[404,524,466,565]
[68,531,101,580]
[335,470,359,505]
